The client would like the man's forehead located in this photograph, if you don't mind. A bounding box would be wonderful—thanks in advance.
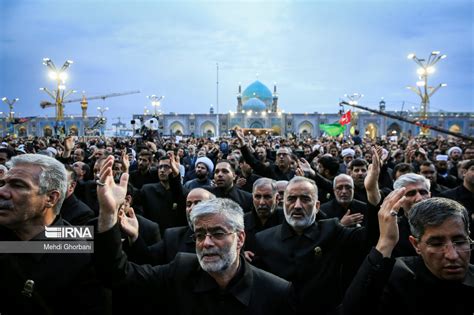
[5,166,39,181]
[254,185,273,194]
[335,178,352,186]
[405,182,428,190]
[216,162,232,170]
[286,181,314,193]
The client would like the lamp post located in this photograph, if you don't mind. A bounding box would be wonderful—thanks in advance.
[40,58,75,136]
[406,51,447,135]
[147,95,164,116]
[1,97,19,135]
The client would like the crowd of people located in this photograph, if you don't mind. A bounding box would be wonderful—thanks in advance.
[0,129,472,314]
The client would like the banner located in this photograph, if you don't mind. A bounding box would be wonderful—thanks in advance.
[319,123,346,136]
[339,110,351,125]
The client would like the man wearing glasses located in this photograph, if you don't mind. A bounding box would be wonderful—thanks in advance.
[138,155,187,237]
[341,195,473,315]
[95,155,295,314]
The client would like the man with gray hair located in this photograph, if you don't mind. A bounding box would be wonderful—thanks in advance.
[95,155,295,314]
[0,154,109,314]
[388,173,431,257]
[255,175,377,314]
[320,174,367,227]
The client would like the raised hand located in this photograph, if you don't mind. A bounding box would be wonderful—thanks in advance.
[298,158,315,176]
[118,205,139,243]
[376,187,406,257]
[97,155,129,232]
[340,209,364,227]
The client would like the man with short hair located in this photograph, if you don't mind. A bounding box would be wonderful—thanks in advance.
[236,156,262,193]
[320,174,367,227]
[419,161,448,196]
[347,158,371,203]
[255,176,376,314]
[244,178,284,253]
[95,163,295,314]
[139,155,187,236]
[205,160,253,213]
[124,188,216,265]
[0,154,109,314]
[390,173,431,257]
[341,197,473,315]
[129,150,159,189]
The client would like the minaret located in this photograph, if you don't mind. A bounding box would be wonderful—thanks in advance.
[237,82,243,113]
[272,82,278,112]
[80,94,88,118]
[379,98,386,112]
[210,104,214,114]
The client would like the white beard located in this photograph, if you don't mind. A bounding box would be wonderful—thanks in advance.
[196,237,238,274]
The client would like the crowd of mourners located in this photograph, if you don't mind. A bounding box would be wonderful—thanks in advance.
[0,128,472,315]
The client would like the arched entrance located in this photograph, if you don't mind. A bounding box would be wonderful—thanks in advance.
[249,121,264,129]
[387,122,402,136]
[298,121,314,137]
[200,121,216,137]
[169,121,184,135]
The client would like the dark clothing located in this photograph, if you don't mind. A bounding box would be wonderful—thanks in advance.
[440,185,474,239]
[393,215,417,257]
[183,177,212,190]
[307,172,335,204]
[236,173,262,193]
[241,145,295,181]
[94,224,295,315]
[204,185,253,213]
[244,208,284,252]
[60,193,95,226]
[341,247,474,315]
[126,226,195,265]
[429,182,449,197]
[254,218,374,314]
[139,175,187,237]
[0,217,110,315]
[320,198,368,227]
[75,179,100,216]
[129,168,159,189]
[436,173,458,189]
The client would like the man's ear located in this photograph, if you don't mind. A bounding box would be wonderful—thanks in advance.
[408,235,422,255]
[46,190,61,209]
[236,230,246,251]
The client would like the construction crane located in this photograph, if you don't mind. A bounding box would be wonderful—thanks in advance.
[40,90,140,119]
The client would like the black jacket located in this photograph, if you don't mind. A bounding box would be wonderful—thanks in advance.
[94,224,296,315]
[254,218,373,314]
[341,248,474,315]
[126,226,195,265]
[204,185,253,213]
[0,217,110,315]
[60,193,95,226]
[241,145,295,181]
[244,208,284,252]
[320,198,368,227]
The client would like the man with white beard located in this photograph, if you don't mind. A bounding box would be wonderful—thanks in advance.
[94,155,295,314]
[254,176,376,315]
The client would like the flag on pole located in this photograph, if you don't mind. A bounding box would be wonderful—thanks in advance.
[339,110,351,125]
[319,123,346,136]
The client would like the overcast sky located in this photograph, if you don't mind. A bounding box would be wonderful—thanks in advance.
[1,0,472,128]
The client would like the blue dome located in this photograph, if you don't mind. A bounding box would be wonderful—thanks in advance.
[242,98,266,112]
[242,80,273,108]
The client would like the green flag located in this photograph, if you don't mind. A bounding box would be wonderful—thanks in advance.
[319,123,346,136]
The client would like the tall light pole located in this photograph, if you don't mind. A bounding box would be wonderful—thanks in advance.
[1,97,19,135]
[147,95,164,116]
[406,51,447,135]
[40,57,75,136]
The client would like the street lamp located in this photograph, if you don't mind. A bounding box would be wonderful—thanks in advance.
[406,51,447,135]
[146,95,164,116]
[40,58,75,136]
[97,106,109,117]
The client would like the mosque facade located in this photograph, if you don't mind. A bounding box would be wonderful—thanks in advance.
[1,80,473,139]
